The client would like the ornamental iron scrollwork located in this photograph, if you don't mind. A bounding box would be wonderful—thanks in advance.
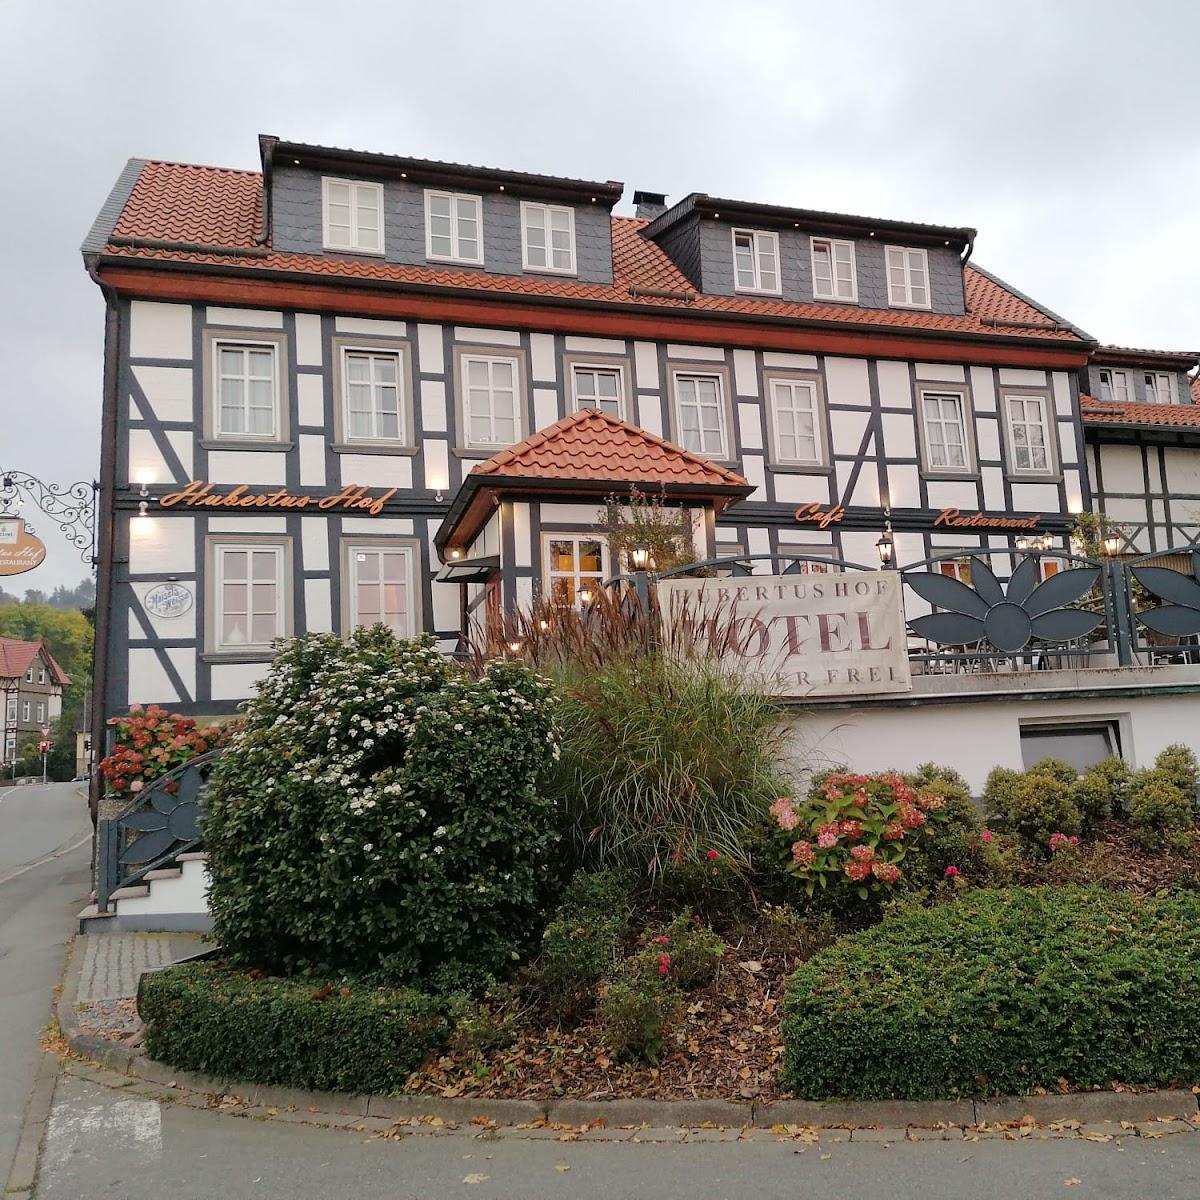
[1131,552,1200,637]
[903,555,1103,653]
[0,470,98,565]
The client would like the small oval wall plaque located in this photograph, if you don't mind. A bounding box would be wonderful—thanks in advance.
[144,582,194,619]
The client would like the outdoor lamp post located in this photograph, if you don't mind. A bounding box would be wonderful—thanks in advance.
[577,584,594,607]
[1103,532,1122,557]
[629,542,651,572]
[1015,535,1029,551]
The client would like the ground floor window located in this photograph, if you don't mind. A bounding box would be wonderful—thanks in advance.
[1019,720,1120,772]
[543,533,608,607]
[210,541,288,652]
[345,543,416,638]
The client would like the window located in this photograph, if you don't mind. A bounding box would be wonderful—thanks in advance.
[461,353,520,448]
[521,202,575,274]
[920,390,969,471]
[36,702,45,724]
[885,246,931,308]
[425,190,483,264]
[769,378,823,465]
[347,545,415,638]
[341,348,405,443]
[1098,368,1130,404]
[214,341,279,439]
[673,372,728,457]
[1144,371,1175,404]
[21,700,30,722]
[38,667,46,685]
[811,238,857,302]
[213,544,286,652]
[938,557,974,585]
[24,667,32,682]
[1019,721,1120,772]
[322,178,383,254]
[571,364,624,418]
[778,547,834,574]
[5,696,14,721]
[1004,393,1052,473]
[544,534,608,607]
[732,229,781,294]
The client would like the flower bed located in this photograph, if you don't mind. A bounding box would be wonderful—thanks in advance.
[781,887,1200,1100]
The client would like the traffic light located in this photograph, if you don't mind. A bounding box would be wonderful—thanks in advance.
[38,740,49,753]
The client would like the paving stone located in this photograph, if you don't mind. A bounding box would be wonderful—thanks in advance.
[974,1090,1198,1124]
[366,1095,547,1124]
[755,1098,974,1129]
[251,1084,369,1115]
[547,1098,750,1129]
[850,1127,899,1142]
[1136,1120,1198,1137]
[77,933,208,1002]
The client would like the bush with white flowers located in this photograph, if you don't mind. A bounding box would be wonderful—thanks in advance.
[202,627,560,981]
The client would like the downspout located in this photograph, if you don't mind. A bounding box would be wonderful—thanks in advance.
[959,232,975,266]
[84,261,120,827]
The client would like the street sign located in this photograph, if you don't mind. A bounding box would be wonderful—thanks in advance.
[0,517,47,576]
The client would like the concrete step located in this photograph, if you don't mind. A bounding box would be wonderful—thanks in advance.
[109,885,150,900]
[144,868,183,881]
[77,904,117,933]
[176,851,208,862]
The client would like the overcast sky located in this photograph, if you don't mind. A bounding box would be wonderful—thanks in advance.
[2,0,1197,590]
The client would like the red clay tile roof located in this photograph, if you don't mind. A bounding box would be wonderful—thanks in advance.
[0,637,70,686]
[1081,394,1200,428]
[96,160,1088,345]
[470,408,750,489]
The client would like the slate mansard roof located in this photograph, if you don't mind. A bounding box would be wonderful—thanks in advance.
[88,155,1089,348]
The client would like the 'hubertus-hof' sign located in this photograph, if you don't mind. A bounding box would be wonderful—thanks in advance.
[659,571,912,698]
[0,517,47,577]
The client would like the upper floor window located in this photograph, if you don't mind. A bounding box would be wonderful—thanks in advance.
[732,229,781,295]
[1004,393,1053,473]
[1144,371,1175,404]
[768,378,824,466]
[5,696,14,721]
[920,390,970,472]
[212,543,287,652]
[21,700,30,722]
[462,353,520,449]
[346,543,415,638]
[426,190,483,265]
[37,666,45,685]
[322,178,383,254]
[811,238,857,303]
[885,246,930,309]
[521,202,576,274]
[571,364,624,418]
[1098,367,1131,404]
[543,534,608,608]
[24,667,33,682]
[214,341,279,440]
[673,372,728,458]
[342,348,406,443]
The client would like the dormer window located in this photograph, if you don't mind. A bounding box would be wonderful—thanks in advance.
[1098,368,1131,404]
[811,238,857,303]
[885,246,930,309]
[425,190,483,265]
[731,229,781,295]
[1144,371,1175,404]
[322,178,383,254]
[521,202,575,274]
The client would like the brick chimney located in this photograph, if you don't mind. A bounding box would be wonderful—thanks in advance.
[633,190,668,220]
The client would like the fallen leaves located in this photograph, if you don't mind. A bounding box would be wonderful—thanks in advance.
[462,1173,489,1184]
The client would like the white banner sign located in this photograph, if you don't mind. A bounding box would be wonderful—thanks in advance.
[659,571,912,698]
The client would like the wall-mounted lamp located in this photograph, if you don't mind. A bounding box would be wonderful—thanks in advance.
[506,638,523,656]
[875,507,894,567]
[134,480,150,519]
[448,548,462,560]
[1038,533,1055,551]
[1015,535,1029,551]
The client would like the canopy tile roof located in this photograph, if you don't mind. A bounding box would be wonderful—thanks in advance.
[93,160,1087,346]
[1081,394,1200,428]
[0,637,71,686]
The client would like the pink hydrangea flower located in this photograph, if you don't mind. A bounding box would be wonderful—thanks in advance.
[817,831,838,850]
[981,829,994,843]
[850,843,875,862]
[872,861,900,884]
[791,840,815,867]
[769,797,800,832]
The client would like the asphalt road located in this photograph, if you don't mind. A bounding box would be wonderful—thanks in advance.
[0,781,91,1184]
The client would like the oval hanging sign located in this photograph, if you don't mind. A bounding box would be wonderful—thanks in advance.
[0,517,47,577]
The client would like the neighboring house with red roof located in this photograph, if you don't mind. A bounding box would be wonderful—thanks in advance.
[0,637,70,764]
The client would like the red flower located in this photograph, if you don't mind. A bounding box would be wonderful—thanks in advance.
[657,953,670,976]
[944,865,960,878]
[705,849,719,861]
[656,935,670,946]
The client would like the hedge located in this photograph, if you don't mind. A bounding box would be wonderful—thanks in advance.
[782,888,1200,1100]
[139,961,449,1093]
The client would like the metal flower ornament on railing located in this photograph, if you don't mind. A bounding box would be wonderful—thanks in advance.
[903,556,1103,653]
[1131,552,1200,637]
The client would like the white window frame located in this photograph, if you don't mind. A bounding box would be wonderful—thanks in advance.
[919,388,972,473]
[21,700,31,722]
[212,338,281,441]
[5,696,14,721]
[569,361,626,419]
[346,543,417,639]
[424,189,484,265]
[731,228,782,295]
[672,370,729,459]
[1003,391,1055,475]
[460,352,522,450]
[767,376,825,466]
[38,666,46,685]
[542,533,609,609]
[810,237,858,303]
[36,701,45,724]
[1098,367,1131,404]
[212,542,287,653]
[520,201,576,275]
[1144,371,1176,405]
[321,177,384,255]
[339,345,407,444]
[24,667,33,682]
[885,245,932,309]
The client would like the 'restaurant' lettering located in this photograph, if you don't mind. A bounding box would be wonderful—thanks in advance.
[933,507,1041,530]
[159,481,397,516]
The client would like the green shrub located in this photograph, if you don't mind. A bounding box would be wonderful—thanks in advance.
[781,888,1200,1100]
[1028,757,1080,786]
[139,962,448,1093]
[758,904,838,964]
[549,656,791,879]
[536,870,632,1018]
[1069,772,1111,833]
[640,913,725,990]
[907,762,971,793]
[1128,769,1193,851]
[1006,772,1081,854]
[1155,744,1200,799]
[203,628,560,981]
[599,971,679,1064]
[1086,756,1131,815]
[899,767,1002,888]
[982,766,1023,823]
